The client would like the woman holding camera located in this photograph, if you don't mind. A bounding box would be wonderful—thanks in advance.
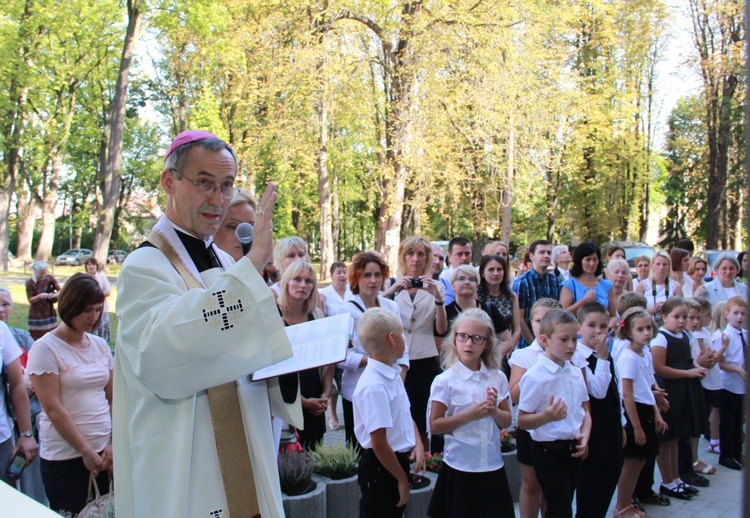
[382,236,447,449]
[25,261,60,340]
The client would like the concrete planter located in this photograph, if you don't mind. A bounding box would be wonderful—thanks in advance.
[282,479,327,518]
[313,473,359,518]
[405,470,438,518]
[502,450,521,503]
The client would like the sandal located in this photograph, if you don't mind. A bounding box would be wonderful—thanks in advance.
[614,505,639,518]
[693,459,716,474]
[631,498,646,512]
[642,491,671,506]
[708,443,721,454]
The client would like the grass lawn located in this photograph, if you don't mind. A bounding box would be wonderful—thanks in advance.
[0,258,326,349]
[1,264,121,349]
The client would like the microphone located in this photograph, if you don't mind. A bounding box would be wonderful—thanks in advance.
[235,222,254,256]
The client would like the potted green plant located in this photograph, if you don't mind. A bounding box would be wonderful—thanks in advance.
[311,441,359,518]
[279,450,326,517]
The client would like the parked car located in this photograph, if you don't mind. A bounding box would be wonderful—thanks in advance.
[108,249,128,264]
[55,248,94,266]
[695,249,740,280]
[601,241,656,278]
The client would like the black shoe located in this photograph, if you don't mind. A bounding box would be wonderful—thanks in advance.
[680,471,709,487]
[659,484,692,500]
[735,456,743,466]
[678,482,699,495]
[719,457,743,470]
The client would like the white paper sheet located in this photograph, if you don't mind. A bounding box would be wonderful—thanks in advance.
[252,313,353,380]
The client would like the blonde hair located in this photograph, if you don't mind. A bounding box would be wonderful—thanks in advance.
[709,301,727,333]
[726,295,748,312]
[229,189,256,210]
[648,251,672,284]
[450,265,479,285]
[273,236,309,273]
[530,298,562,319]
[606,258,629,273]
[684,298,701,313]
[397,236,432,277]
[277,260,319,315]
[539,309,578,338]
[357,307,402,355]
[440,308,500,370]
[491,241,509,257]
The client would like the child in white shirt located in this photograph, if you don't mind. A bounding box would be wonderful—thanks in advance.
[353,308,424,517]
[427,308,513,517]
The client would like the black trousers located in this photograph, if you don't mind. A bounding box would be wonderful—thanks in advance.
[634,453,656,499]
[532,440,582,518]
[358,448,410,518]
[576,434,622,518]
[40,456,109,516]
[719,390,744,463]
[342,398,361,450]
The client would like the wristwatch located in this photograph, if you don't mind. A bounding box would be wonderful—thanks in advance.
[19,431,33,438]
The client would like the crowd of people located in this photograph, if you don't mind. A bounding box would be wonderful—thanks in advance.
[1,130,748,518]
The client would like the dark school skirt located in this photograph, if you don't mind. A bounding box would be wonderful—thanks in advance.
[623,402,659,460]
[428,462,514,518]
[516,427,533,466]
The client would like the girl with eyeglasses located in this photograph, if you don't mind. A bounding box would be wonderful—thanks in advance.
[427,308,514,517]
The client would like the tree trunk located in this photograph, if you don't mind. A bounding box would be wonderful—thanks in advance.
[36,150,64,261]
[501,121,514,244]
[332,176,340,259]
[0,0,36,270]
[93,0,143,268]
[315,81,333,281]
[15,188,36,261]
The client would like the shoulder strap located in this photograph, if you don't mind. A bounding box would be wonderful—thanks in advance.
[348,299,366,313]
[147,229,260,518]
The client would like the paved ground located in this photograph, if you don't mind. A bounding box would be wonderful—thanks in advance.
[321,399,744,517]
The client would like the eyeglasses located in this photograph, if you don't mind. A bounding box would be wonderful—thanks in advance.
[171,169,239,200]
[455,276,477,283]
[455,332,487,345]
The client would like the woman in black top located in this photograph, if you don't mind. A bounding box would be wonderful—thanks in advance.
[277,260,333,451]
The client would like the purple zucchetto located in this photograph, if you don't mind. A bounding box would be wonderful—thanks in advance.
[164,130,219,162]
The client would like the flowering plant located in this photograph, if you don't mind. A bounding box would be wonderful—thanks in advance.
[500,429,516,453]
[424,451,444,472]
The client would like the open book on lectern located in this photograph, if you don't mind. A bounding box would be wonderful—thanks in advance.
[251,312,354,381]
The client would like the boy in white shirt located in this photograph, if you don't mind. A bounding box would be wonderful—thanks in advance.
[518,309,591,518]
[353,307,425,516]
[715,296,747,471]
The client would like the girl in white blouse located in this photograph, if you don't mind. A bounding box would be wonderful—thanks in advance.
[427,309,513,517]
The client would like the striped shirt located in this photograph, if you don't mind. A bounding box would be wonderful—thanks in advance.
[512,268,561,348]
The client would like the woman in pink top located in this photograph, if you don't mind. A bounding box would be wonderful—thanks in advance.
[27,273,113,516]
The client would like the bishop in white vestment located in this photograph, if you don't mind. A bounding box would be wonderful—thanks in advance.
[113,131,297,518]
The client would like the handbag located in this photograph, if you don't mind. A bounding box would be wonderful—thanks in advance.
[78,473,114,518]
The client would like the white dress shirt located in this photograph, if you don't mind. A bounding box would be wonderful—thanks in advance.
[320,284,352,316]
[518,356,589,441]
[616,348,656,405]
[353,359,415,452]
[572,342,613,400]
[715,325,747,395]
[428,361,509,472]
[508,339,543,370]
